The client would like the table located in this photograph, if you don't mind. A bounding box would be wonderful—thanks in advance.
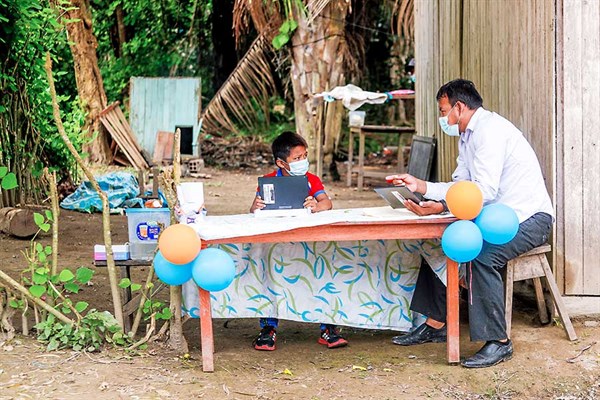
[197,216,459,372]
[346,125,416,190]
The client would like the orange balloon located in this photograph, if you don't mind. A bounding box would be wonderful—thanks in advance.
[445,181,483,220]
[158,224,201,265]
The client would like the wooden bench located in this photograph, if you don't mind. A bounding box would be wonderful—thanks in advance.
[505,244,577,341]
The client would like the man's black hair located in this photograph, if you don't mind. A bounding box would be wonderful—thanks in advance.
[436,79,483,109]
[272,131,308,162]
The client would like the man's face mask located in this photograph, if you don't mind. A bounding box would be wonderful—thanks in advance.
[438,103,460,137]
[281,158,309,176]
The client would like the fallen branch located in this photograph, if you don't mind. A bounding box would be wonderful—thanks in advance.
[0,269,73,325]
[566,341,597,363]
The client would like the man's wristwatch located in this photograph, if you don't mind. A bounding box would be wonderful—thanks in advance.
[439,199,450,214]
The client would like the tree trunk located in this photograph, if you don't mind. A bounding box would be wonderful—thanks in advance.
[0,207,37,238]
[115,5,127,58]
[60,0,111,164]
[290,1,348,175]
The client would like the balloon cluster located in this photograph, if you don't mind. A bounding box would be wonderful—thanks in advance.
[441,182,519,263]
[152,224,236,292]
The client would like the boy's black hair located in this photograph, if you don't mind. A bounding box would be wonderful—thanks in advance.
[272,131,308,162]
[436,79,483,109]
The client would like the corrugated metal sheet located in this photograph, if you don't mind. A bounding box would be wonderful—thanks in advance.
[129,77,202,157]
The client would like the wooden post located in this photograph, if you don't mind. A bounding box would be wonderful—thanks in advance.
[198,287,214,372]
[446,258,460,364]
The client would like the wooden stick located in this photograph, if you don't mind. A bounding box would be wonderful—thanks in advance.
[129,266,155,337]
[46,170,59,276]
[0,269,72,325]
[167,128,188,353]
[44,53,124,329]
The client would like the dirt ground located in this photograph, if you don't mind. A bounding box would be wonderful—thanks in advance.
[1,166,599,400]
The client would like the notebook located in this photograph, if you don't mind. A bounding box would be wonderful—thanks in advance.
[257,175,309,210]
[374,186,422,209]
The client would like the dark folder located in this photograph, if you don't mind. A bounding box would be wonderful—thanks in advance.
[258,176,309,210]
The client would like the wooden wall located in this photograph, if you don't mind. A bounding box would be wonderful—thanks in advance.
[415,0,554,185]
[415,0,600,297]
[556,0,600,296]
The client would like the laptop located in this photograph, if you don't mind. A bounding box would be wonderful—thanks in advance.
[258,175,309,210]
[374,186,422,209]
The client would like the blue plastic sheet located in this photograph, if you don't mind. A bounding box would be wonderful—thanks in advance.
[60,172,143,213]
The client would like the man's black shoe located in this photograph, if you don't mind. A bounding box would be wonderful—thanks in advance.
[391,323,447,346]
[461,340,513,368]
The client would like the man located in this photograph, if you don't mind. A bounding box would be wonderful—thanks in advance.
[389,79,553,368]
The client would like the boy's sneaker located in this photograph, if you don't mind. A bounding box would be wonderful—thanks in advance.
[318,324,348,349]
[253,325,277,351]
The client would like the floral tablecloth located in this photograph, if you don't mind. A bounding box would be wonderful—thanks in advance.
[182,238,447,332]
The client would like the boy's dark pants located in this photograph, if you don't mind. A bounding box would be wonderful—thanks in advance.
[411,212,552,341]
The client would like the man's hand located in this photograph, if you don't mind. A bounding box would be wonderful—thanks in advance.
[386,173,427,194]
[403,200,445,216]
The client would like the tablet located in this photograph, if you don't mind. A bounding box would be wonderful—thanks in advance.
[374,186,422,209]
[258,175,309,210]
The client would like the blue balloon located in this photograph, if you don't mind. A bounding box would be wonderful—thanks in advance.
[442,220,483,263]
[192,248,236,292]
[154,251,193,286]
[475,204,519,245]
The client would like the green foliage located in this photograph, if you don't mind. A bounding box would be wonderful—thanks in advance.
[35,310,129,351]
[0,166,18,190]
[91,0,216,102]
[0,0,85,204]
[14,209,133,351]
[272,0,304,50]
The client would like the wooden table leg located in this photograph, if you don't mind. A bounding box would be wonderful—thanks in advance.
[446,258,460,364]
[347,128,354,187]
[198,287,214,372]
[358,129,365,191]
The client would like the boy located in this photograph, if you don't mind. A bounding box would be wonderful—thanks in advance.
[249,131,348,351]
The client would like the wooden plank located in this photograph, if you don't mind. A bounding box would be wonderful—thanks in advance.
[102,107,148,169]
[555,0,566,293]
[562,0,584,294]
[581,0,600,295]
[153,131,174,163]
[100,115,139,168]
[102,111,146,170]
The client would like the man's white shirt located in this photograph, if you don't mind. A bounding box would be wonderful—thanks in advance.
[425,107,554,223]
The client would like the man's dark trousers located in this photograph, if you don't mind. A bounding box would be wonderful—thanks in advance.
[411,212,553,341]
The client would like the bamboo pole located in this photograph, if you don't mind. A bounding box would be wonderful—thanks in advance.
[43,53,125,329]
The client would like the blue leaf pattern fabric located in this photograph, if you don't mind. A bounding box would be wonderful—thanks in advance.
[182,239,448,332]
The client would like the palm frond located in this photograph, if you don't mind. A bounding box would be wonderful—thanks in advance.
[201,36,276,136]
[233,0,283,46]
[306,0,334,25]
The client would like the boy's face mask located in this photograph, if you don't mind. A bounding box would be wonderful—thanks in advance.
[280,158,310,176]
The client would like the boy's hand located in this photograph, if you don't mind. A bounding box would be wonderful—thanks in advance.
[303,196,318,212]
[250,195,266,213]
